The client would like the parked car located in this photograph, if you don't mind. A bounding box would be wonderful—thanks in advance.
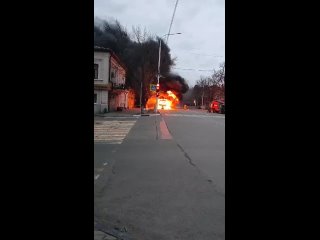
[208,100,225,114]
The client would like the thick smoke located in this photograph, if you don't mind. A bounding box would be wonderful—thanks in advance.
[159,73,189,99]
[94,18,189,102]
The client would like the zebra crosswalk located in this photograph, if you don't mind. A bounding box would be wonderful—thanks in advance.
[94,120,137,144]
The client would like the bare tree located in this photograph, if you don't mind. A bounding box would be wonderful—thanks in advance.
[195,76,211,107]
[213,62,225,99]
[132,25,150,43]
[192,62,225,108]
[213,62,225,87]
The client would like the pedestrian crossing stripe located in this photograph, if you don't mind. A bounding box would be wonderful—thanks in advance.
[94,120,137,144]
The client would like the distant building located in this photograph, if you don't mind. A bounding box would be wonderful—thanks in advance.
[94,46,132,114]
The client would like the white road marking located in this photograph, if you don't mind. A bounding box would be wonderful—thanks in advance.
[94,120,137,144]
[103,116,140,119]
[95,140,123,144]
[95,168,104,172]
[94,174,100,180]
[103,162,108,166]
[95,135,127,138]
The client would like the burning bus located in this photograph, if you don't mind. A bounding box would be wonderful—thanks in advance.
[146,90,179,110]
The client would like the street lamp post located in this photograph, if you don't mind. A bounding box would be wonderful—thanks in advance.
[155,32,181,113]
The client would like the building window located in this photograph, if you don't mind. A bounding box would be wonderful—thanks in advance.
[111,71,116,82]
[94,64,99,79]
[94,93,97,104]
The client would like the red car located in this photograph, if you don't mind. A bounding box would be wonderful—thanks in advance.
[209,100,225,113]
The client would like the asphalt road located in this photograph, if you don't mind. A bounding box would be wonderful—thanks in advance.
[161,109,225,194]
[94,109,225,240]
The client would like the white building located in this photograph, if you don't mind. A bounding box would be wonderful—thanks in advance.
[94,46,129,114]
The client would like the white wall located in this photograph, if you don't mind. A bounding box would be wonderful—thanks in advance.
[94,51,128,113]
[94,51,110,84]
[94,51,110,114]
[94,90,109,114]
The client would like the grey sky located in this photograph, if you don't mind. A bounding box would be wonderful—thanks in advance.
[94,0,225,87]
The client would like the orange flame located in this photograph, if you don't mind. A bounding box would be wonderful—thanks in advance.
[167,90,178,100]
[158,98,172,110]
[146,90,179,110]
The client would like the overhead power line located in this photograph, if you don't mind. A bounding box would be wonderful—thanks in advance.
[166,0,179,44]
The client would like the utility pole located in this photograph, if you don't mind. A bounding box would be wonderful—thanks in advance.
[154,33,181,113]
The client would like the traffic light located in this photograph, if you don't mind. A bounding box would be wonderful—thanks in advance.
[156,84,160,97]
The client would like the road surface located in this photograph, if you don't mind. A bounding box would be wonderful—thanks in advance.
[94,109,225,240]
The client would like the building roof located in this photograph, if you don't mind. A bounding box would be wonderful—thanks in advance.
[94,46,111,52]
[94,46,127,71]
